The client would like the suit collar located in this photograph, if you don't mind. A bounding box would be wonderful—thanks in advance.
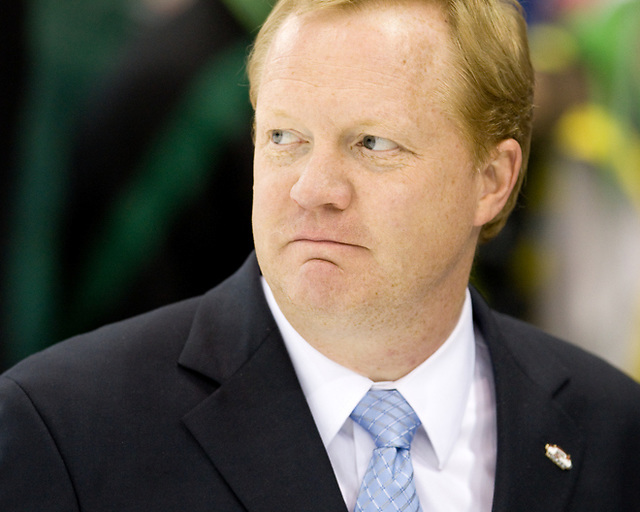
[178,254,275,383]
[178,253,347,511]
[471,288,585,512]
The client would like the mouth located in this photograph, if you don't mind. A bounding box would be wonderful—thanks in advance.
[284,235,369,269]
[291,237,363,249]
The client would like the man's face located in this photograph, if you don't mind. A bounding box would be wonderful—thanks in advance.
[252,1,485,326]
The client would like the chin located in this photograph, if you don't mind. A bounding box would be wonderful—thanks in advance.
[285,272,361,314]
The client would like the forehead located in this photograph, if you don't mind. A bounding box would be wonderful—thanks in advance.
[258,2,454,111]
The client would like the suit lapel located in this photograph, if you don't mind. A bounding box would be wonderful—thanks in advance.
[178,255,347,512]
[471,289,585,512]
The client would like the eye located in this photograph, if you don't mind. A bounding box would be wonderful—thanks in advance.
[270,129,301,145]
[360,135,398,152]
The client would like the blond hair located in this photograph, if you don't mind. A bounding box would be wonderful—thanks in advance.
[247,0,534,242]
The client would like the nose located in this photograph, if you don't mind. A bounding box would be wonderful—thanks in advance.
[290,148,354,211]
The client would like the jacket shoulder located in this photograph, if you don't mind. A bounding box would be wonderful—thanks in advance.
[489,308,640,425]
[3,296,201,389]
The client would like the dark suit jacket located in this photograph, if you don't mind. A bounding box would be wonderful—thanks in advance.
[1,254,640,511]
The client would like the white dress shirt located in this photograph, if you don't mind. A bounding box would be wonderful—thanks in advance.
[262,279,497,512]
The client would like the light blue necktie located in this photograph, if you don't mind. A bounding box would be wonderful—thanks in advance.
[350,389,422,512]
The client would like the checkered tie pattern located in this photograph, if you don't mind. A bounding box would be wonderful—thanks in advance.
[350,389,422,512]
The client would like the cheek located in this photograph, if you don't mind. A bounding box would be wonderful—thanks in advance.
[383,170,477,249]
[252,162,276,232]
[252,162,301,251]
[252,175,281,264]
[362,182,437,265]
[253,159,288,212]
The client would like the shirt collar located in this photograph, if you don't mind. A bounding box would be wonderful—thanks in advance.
[261,278,476,468]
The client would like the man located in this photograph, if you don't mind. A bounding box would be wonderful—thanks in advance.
[1,0,639,510]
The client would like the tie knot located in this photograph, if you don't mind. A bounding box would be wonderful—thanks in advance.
[350,389,421,450]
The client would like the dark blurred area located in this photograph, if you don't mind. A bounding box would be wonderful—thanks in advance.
[2,0,639,377]
[2,0,270,368]
[59,0,257,337]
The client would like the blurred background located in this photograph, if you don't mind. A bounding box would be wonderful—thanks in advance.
[1,0,639,379]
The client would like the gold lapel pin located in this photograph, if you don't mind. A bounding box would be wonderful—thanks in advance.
[545,444,572,470]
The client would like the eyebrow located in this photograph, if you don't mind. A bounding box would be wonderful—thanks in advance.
[259,107,297,119]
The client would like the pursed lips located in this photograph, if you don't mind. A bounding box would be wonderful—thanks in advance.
[292,235,362,247]
[290,236,365,249]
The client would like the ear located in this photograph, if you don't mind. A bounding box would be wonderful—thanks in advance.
[473,138,522,227]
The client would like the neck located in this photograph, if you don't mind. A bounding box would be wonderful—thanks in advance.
[279,284,469,382]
